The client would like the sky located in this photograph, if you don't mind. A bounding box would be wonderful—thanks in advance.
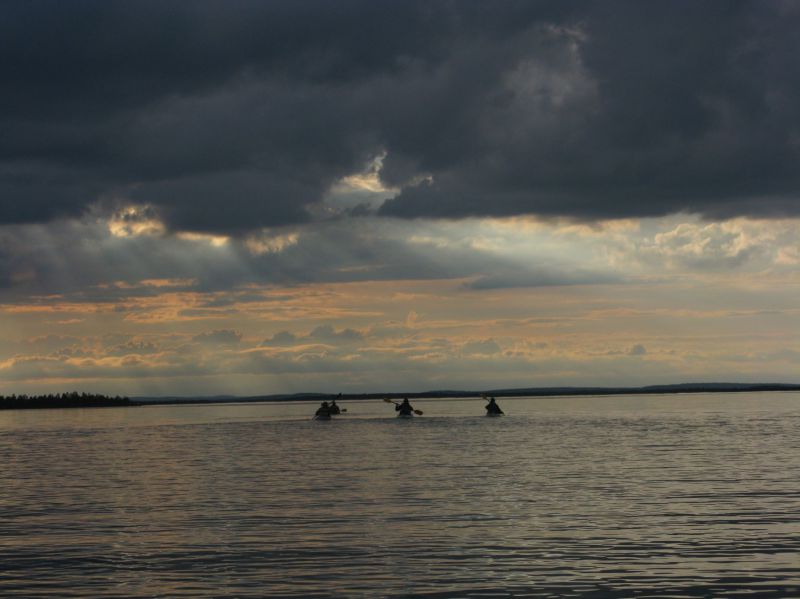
[1,0,799,396]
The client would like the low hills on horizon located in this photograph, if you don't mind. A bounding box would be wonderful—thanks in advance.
[132,382,800,406]
[3,383,799,410]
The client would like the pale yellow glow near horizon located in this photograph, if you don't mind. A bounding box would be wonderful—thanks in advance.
[1,214,799,395]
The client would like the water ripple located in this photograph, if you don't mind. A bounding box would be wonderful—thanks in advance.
[1,393,800,597]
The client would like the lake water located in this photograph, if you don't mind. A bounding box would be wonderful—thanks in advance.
[2,393,800,597]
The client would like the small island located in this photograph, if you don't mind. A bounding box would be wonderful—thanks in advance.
[0,391,133,410]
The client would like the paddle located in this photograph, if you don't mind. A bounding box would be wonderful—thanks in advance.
[383,397,423,415]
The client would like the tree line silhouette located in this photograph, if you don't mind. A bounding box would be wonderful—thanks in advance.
[0,391,132,409]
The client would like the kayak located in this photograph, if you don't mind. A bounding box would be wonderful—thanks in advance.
[397,412,414,419]
[485,412,504,417]
[313,414,332,421]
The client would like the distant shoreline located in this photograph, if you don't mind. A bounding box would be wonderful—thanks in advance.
[132,383,800,407]
[0,392,131,410]
[2,383,798,410]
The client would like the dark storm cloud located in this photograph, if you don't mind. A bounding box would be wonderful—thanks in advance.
[2,1,799,232]
[380,2,800,220]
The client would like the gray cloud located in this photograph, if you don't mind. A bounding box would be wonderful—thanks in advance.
[461,339,502,356]
[105,340,161,357]
[261,331,299,347]
[262,325,364,347]
[627,344,647,357]
[307,325,364,344]
[0,334,82,360]
[465,268,621,291]
[1,1,798,234]
[192,330,243,346]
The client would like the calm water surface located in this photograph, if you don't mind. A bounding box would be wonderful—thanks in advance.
[2,393,800,597]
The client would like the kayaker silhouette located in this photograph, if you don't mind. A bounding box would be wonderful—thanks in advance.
[396,397,415,417]
[314,401,332,419]
[329,399,341,415]
[383,397,423,416]
[485,396,504,416]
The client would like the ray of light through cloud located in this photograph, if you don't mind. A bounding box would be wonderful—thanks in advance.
[1,2,799,395]
[1,210,798,395]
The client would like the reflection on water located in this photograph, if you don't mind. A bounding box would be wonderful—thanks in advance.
[1,393,800,597]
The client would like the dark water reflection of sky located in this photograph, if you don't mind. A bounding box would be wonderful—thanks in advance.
[2,393,800,597]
